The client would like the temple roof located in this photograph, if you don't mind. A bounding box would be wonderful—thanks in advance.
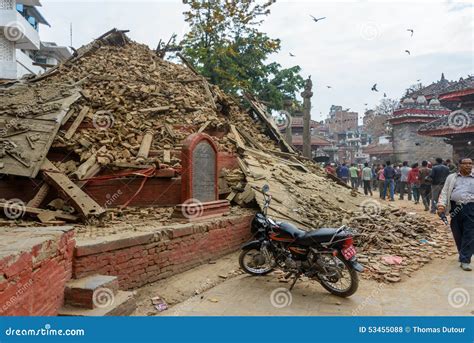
[404,73,454,100]
[418,111,474,137]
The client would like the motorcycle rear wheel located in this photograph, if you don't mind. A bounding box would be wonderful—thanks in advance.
[239,248,274,276]
[317,253,359,297]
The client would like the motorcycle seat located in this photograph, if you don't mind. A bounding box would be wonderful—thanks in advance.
[277,222,306,239]
[297,228,345,246]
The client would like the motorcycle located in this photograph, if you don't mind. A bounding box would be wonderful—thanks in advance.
[239,184,364,297]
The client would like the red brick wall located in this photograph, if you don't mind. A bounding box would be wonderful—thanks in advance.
[73,214,253,290]
[0,229,75,316]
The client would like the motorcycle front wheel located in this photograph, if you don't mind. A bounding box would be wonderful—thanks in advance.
[317,253,359,297]
[239,248,274,276]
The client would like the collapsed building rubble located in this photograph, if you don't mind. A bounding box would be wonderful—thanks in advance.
[0,29,454,283]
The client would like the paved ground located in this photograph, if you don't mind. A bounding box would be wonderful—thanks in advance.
[133,195,473,317]
[158,254,473,316]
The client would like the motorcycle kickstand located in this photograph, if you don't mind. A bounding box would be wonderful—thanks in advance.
[289,273,301,292]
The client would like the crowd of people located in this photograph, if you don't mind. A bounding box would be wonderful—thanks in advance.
[324,157,473,271]
[324,158,457,213]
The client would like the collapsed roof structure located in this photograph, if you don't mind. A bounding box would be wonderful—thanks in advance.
[0,29,453,283]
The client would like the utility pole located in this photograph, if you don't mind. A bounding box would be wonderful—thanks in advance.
[301,76,313,159]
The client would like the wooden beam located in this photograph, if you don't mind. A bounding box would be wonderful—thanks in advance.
[64,106,89,140]
[26,183,50,208]
[41,159,105,218]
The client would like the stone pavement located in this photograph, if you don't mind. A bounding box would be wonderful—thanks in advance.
[160,255,473,316]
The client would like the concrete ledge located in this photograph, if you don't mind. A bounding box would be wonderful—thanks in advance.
[75,232,155,257]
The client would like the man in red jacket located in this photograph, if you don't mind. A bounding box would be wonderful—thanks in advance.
[407,163,420,204]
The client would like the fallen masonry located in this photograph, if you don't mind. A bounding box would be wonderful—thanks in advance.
[0,28,456,316]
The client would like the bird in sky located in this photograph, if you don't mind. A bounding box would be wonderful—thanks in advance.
[417,79,421,82]
[405,50,411,55]
[289,52,295,57]
[371,84,378,92]
[364,103,368,106]
[310,15,326,22]
[326,85,332,89]
[407,29,414,37]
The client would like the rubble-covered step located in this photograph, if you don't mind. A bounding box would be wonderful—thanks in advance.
[59,291,136,316]
[64,275,119,309]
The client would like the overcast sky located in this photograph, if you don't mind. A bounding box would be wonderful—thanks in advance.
[39,0,473,122]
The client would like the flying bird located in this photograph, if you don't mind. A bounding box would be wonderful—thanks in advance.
[371,84,378,92]
[364,103,368,106]
[326,85,332,89]
[289,52,295,57]
[416,79,421,82]
[405,50,411,55]
[310,15,326,22]
[407,29,414,37]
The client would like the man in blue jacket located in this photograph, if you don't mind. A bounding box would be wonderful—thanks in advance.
[383,161,396,201]
[340,163,349,184]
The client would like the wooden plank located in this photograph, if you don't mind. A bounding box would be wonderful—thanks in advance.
[197,121,211,133]
[243,93,296,154]
[164,124,176,138]
[163,150,171,163]
[230,125,246,150]
[64,106,89,140]
[26,183,50,208]
[41,159,105,218]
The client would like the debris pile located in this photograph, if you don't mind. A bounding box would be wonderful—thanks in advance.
[0,29,452,282]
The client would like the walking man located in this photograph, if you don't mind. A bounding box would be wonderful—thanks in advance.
[349,163,359,189]
[399,161,412,200]
[362,162,373,196]
[382,161,396,201]
[408,163,420,204]
[437,158,474,271]
[429,157,450,213]
[340,163,349,184]
[419,160,432,211]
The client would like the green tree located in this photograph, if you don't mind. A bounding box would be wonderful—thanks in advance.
[181,0,304,110]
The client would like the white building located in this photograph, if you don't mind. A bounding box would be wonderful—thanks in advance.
[0,0,70,80]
